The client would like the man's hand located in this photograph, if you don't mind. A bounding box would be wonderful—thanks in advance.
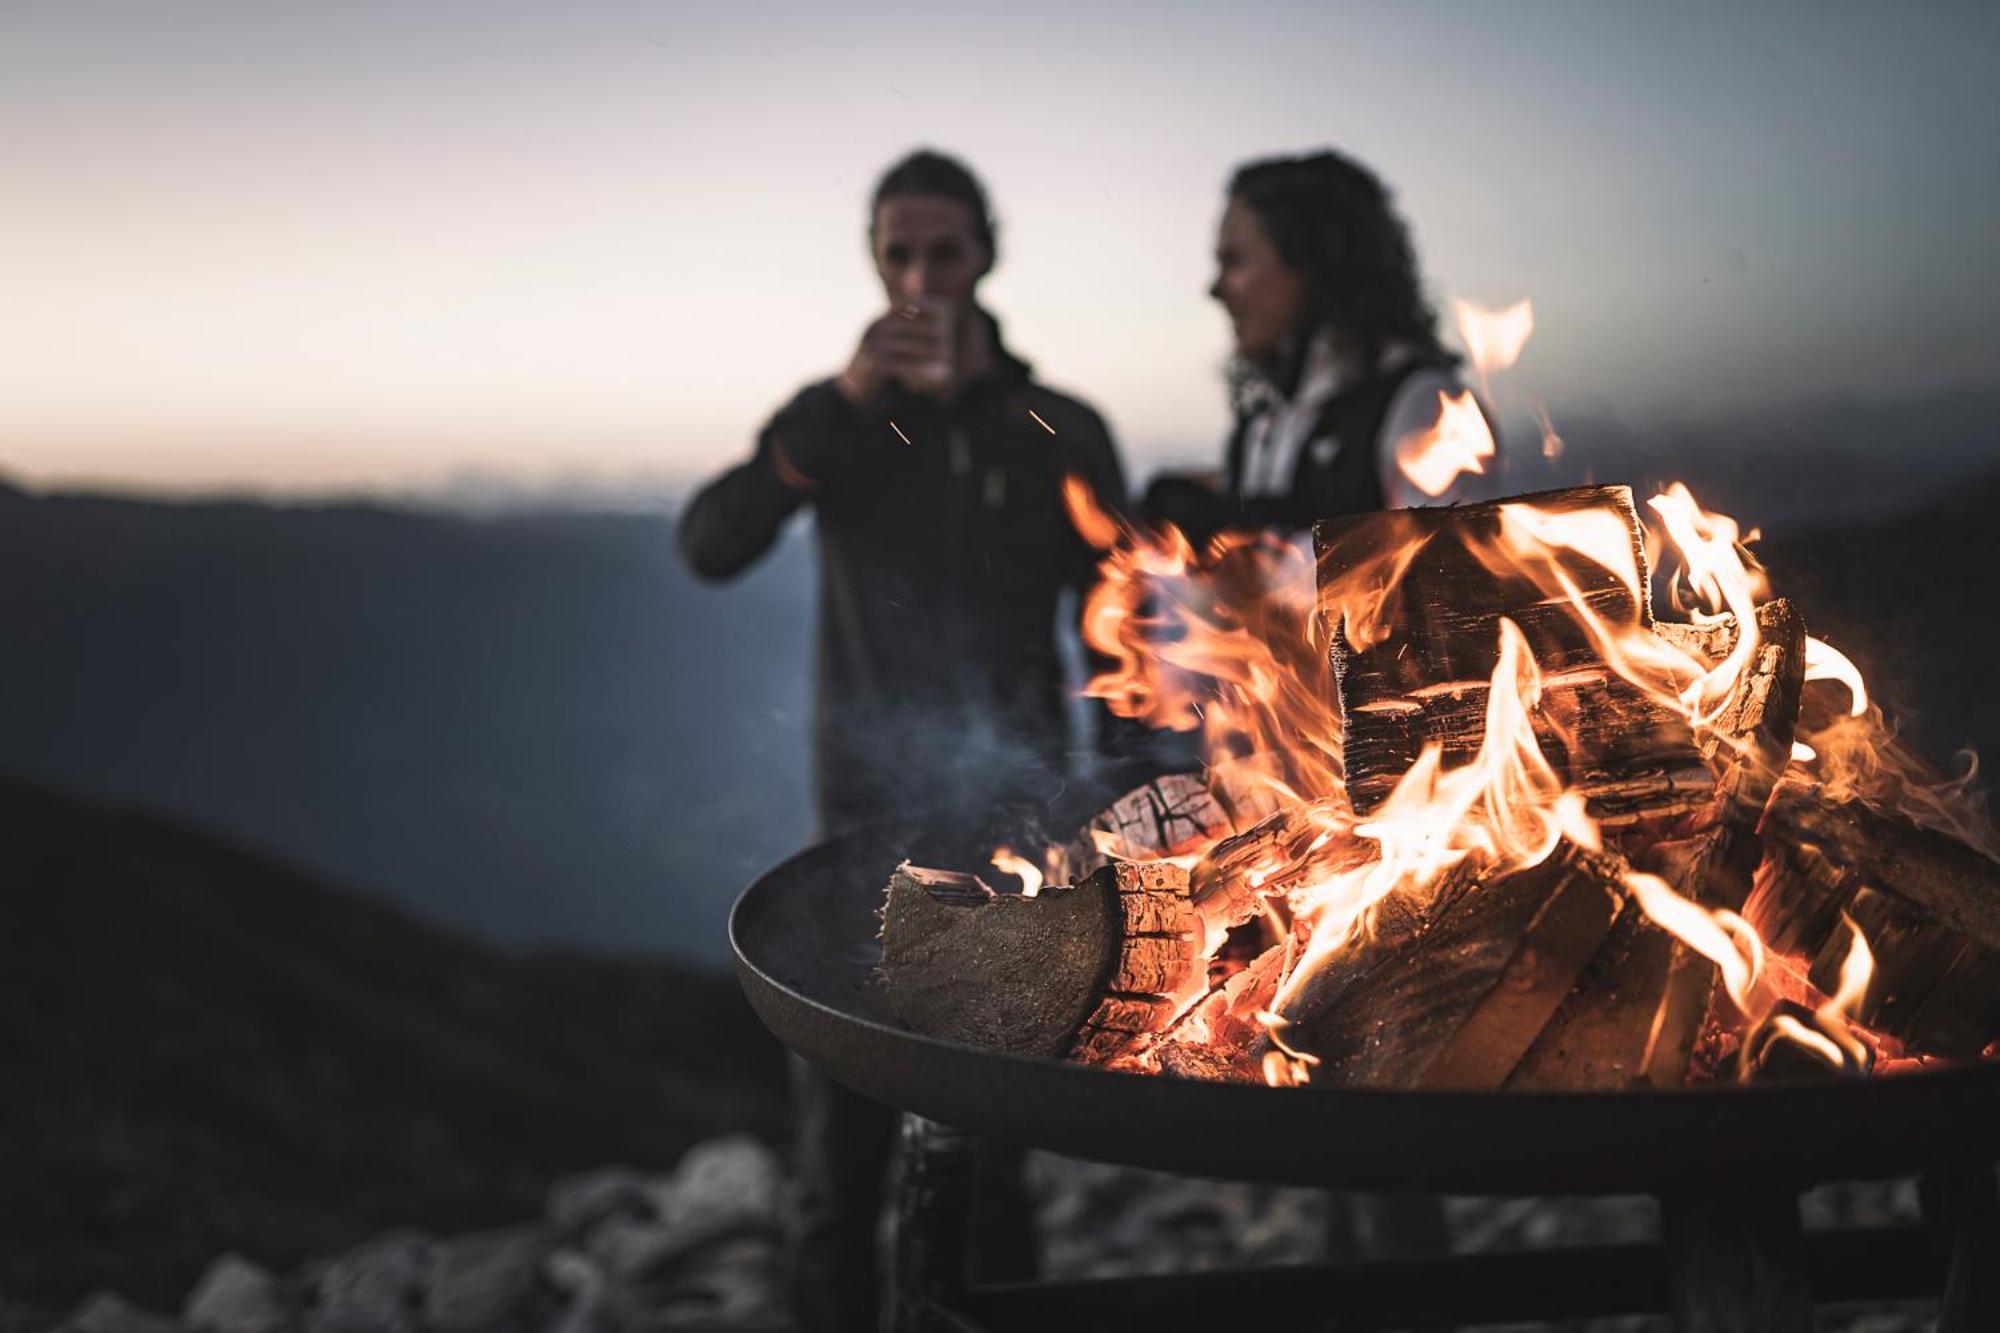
[836,305,952,405]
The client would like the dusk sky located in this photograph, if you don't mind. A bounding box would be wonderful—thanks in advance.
[4,1,1996,496]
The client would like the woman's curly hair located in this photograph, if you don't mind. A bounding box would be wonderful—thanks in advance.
[1228,151,1450,376]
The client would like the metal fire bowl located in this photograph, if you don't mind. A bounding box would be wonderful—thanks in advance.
[731,826,2000,1196]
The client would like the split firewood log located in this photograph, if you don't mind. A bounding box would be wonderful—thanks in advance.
[1514,602,1809,1089]
[1271,842,1630,1089]
[1187,800,1372,947]
[1062,773,1235,882]
[878,860,1203,1063]
[1314,485,1711,826]
[1751,795,2000,1059]
[1150,941,1290,1080]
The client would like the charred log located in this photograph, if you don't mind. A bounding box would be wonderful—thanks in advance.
[1062,774,1235,882]
[1278,843,1628,1089]
[1750,796,2000,1059]
[1512,600,1810,1089]
[1315,485,1711,823]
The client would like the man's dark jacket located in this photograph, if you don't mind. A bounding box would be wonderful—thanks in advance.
[678,318,1127,834]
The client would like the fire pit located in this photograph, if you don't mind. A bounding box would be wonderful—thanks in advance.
[732,828,2000,1327]
[734,471,2000,1327]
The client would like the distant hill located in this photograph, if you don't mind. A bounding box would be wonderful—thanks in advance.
[0,413,1994,970]
[0,487,816,966]
[0,774,786,1328]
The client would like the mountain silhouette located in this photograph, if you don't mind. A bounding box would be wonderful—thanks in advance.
[0,489,816,967]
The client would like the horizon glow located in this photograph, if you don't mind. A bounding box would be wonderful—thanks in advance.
[2,1,1996,496]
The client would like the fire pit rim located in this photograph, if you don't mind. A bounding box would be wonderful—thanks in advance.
[731,827,2000,1195]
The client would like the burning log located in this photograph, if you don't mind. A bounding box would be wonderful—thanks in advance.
[1062,774,1235,882]
[878,861,1202,1063]
[1279,843,1630,1089]
[1751,796,2000,1059]
[1512,602,1809,1089]
[1315,485,1711,826]
[1188,800,1368,945]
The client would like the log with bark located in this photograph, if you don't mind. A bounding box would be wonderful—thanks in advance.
[878,860,1204,1064]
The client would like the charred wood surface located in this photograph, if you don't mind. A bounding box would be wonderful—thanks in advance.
[1315,485,1710,820]
[1417,845,1632,1088]
[1752,796,2000,1058]
[1509,899,1690,1090]
[1282,843,1628,1089]
[1063,774,1233,881]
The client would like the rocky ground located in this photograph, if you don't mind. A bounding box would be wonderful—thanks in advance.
[43,1133,1938,1333]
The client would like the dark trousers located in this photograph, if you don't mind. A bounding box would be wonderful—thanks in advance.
[783,1056,1037,1330]
[784,1055,900,1331]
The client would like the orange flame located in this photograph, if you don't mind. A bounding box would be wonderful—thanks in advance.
[1272,617,1574,1019]
[1813,916,1876,1067]
[989,846,1044,897]
[1061,474,1122,552]
[1453,297,1535,390]
[1393,389,1495,498]
[1625,870,1766,1014]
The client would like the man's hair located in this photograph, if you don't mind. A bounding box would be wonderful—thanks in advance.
[870,149,998,259]
[1228,150,1448,370]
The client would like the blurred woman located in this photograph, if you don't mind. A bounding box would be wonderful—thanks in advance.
[1153,150,1488,536]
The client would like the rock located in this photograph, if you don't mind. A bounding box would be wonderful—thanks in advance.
[649,1137,780,1242]
[58,1292,188,1333]
[647,1237,785,1330]
[182,1255,291,1333]
[582,1218,684,1284]
[541,1250,607,1333]
[420,1228,552,1333]
[546,1168,653,1234]
[313,1228,431,1331]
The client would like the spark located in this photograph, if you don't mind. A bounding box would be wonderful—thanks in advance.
[1029,409,1056,435]
[890,421,912,446]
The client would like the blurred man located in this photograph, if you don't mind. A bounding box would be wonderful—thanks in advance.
[678,148,1127,1329]
[680,148,1126,834]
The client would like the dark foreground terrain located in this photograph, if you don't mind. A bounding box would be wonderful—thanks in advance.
[0,776,786,1330]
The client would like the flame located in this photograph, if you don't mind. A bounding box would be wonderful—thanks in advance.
[1272,618,1573,1017]
[1646,485,1767,725]
[1625,870,1766,1014]
[1454,298,1535,390]
[1062,473,1122,551]
[989,846,1044,897]
[1814,916,1875,1067]
[1763,1015,1849,1069]
[1803,636,1868,717]
[1393,389,1495,498]
[1037,284,1994,1090]
[1531,402,1564,461]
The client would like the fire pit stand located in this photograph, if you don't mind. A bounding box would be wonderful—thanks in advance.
[734,829,2000,1331]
